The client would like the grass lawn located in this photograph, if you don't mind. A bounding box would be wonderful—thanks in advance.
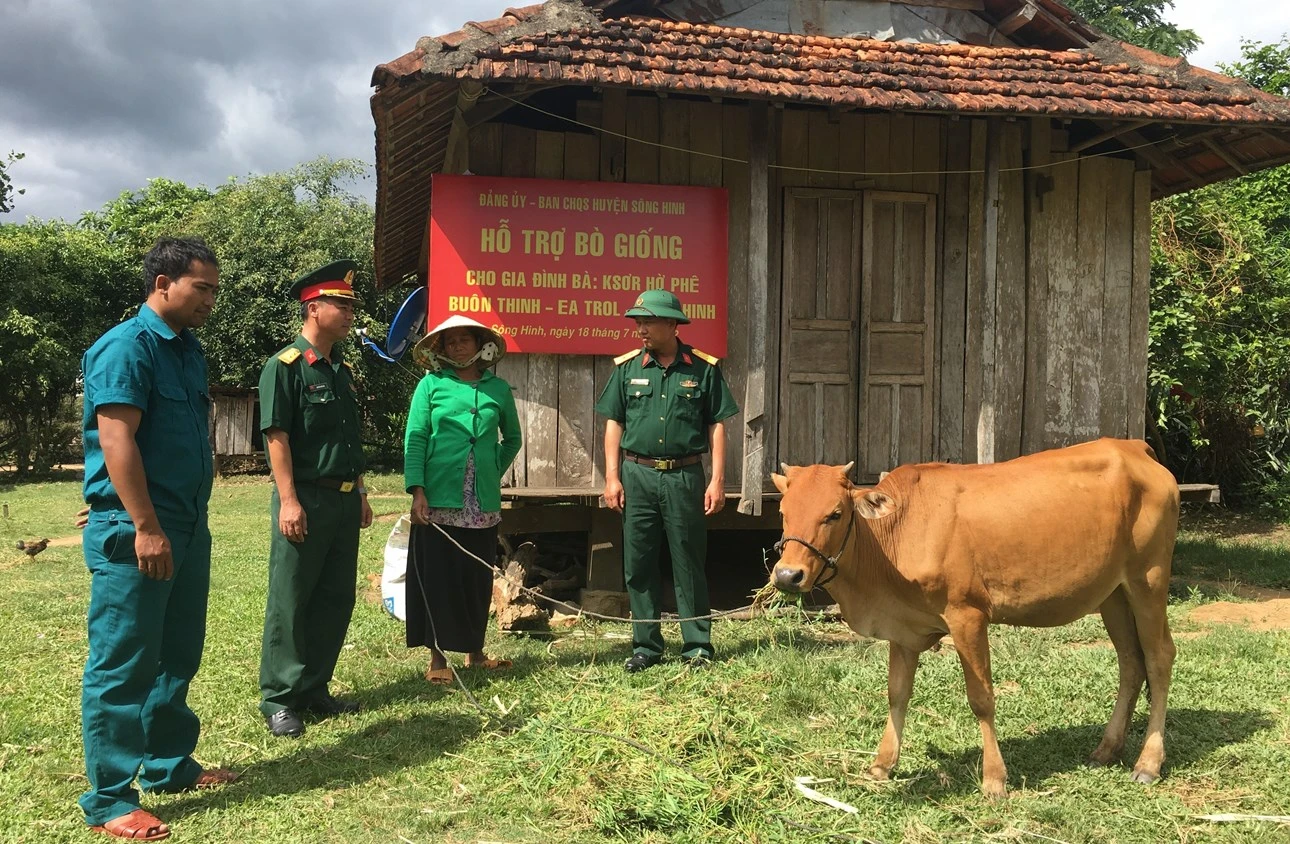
[2,476,1290,843]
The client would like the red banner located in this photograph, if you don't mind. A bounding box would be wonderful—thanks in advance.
[427,175,729,356]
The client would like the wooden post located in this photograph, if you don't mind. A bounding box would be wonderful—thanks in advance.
[1127,168,1153,440]
[739,101,771,516]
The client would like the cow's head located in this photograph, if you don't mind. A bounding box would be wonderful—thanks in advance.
[770,462,896,593]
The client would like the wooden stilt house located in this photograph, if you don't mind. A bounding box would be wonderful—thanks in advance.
[370,0,1290,589]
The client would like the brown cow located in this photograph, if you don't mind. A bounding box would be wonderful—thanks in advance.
[770,438,1179,798]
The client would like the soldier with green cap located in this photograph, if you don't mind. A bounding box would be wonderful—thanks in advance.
[257,259,374,737]
[594,289,739,672]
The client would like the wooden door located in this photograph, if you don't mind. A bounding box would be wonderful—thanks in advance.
[777,188,862,467]
[859,191,936,481]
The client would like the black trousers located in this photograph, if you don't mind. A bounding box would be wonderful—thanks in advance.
[405,522,497,653]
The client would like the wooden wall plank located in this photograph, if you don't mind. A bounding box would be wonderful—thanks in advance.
[889,113,915,193]
[864,114,891,191]
[689,101,724,188]
[625,95,660,184]
[468,123,503,176]
[497,124,537,486]
[721,103,750,497]
[1022,117,1051,454]
[839,112,867,191]
[1073,156,1109,442]
[911,116,941,196]
[599,89,627,183]
[592,93,627,487]
[659,98,691,185]
[993,120,1026,461]
[779,107,809,189]
[764,106,783,483]
[808,109,839,189]
[937,119,970,463]
[1044,153,1080,448]
[1127,168,1153,441]
[524,131,565,488]
[557,129,600,487]
[962,119,988,464]
[1100,158,1136,439]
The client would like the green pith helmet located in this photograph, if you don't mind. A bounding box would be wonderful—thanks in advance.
[623,289,690,324]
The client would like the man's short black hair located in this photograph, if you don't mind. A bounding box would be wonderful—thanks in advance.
[142,237,219,299]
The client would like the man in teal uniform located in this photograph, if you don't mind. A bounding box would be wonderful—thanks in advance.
[595,289,739,672]
[257,260,373,738]
[79,237,237,841]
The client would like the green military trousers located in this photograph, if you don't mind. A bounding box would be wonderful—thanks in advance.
[621,460,713,660]
[259,484,360,716]
[80,513,210,826]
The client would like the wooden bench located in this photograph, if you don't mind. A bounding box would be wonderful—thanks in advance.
[1178,483,1221,504]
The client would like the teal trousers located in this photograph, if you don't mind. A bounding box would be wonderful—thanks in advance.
[621,460,713,660]
[79,513,210,825]
[259,485,360,716]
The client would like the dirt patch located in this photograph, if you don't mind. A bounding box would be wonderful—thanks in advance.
[47,535,82,548]
[1179,512,1290,543]
[1190,599,1290,632]
[1176,577,1290,602]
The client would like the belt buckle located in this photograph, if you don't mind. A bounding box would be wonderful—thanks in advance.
[653,458,671,471]
[338,481,355,493]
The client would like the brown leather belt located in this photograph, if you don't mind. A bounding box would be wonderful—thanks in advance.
[623,452,703,471]
[307,477,359,493]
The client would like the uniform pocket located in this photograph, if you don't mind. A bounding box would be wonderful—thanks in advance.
[303,388,339,430]
[677,386,704,422]
[104,519,138,564]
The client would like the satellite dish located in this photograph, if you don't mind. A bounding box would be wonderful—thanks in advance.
[359,286,427,363]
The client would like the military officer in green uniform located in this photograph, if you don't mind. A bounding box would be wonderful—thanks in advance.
[257,259,373,737]
[595,289,739,672]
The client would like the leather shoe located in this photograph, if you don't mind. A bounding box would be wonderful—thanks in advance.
[264,708,304,738]
[624,653,661,673]
[302,692,360,716]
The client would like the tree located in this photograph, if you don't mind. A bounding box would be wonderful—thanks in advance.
[1151,38,1290,510]
[0,151,25,214]
[1,157,413,475]
[0,223,136,474]
[1065,0,1201,57]
[172,157,415,463]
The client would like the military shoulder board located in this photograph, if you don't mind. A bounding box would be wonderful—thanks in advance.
[613,348,643,366]
[690,348,719,366]
[277,348,302,365]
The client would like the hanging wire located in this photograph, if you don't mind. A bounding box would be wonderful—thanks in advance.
[483,86,1177,178]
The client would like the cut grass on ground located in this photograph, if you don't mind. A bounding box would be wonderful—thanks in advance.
[2,479,1289,843]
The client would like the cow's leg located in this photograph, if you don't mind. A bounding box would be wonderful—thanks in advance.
[869,642,919,780]
[947,610,1006,799]
[1124,574,1175,784]
[1090,586,1146,766]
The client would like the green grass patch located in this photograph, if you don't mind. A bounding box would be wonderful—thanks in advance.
[3,479,1290,842]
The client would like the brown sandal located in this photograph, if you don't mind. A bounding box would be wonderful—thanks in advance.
[466,657,513,670]
[424,667,455,686]
[91,809,170,841]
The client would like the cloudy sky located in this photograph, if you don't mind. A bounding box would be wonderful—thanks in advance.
[2,0,1288,222]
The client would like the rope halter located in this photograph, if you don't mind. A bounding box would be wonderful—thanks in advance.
[772,506,856,590]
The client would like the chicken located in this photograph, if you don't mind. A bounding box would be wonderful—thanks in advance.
[15,538,50,557]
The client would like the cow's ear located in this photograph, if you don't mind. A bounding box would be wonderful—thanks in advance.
[854,489,896,520]
[771,472,789,494]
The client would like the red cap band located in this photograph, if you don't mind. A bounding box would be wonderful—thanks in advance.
[299,280,356,302]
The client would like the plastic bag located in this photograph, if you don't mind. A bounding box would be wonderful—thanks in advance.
[381,514,411,621]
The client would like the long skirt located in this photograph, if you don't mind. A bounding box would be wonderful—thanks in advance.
[405,521,497,653]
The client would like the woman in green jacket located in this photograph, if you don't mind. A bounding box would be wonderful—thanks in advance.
[404,316,522,684]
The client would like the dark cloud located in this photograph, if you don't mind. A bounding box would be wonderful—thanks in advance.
[0,0,499,220]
